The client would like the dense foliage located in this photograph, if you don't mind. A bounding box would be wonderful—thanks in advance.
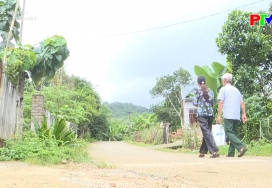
[215,4,272,142]
[23,70,104,137]
[216,9,272,114]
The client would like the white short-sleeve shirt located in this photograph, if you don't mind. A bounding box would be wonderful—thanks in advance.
[217,84,243,120]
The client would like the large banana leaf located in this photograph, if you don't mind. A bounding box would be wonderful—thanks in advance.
[212,62,227,78]
[194,65,218,92]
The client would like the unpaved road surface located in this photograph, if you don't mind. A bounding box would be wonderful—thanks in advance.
[1,141,272,188]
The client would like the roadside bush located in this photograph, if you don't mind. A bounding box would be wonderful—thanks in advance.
[181,124,202,149]
[132,125,164,145]
[0,116,90,165]
[33,115,76,146]
[240,95,268,142]
[0,131,89,165]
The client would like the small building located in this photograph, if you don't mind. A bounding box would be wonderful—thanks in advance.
[183,98,198,126]
[181,84,198,126]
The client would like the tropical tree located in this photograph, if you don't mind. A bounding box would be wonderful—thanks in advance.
[150,68,193,127]
[102,120,128,141]
[88,104,111,141]
[130,113,157,131]
[23,71,105,137]
[30,35,69,85]
[150,103,180,132]
[42,86,89,125]
[216,9,272,113]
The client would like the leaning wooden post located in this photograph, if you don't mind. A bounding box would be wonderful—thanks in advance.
[0,0,20,98]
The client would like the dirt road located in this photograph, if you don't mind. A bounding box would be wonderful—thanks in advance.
[89,141,272,188]
[1,141,272,187]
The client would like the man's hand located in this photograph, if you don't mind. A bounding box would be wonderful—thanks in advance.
[242,114,247,123]
[217,116,221,124]
[217,100,223,124]
[240,100,247,123]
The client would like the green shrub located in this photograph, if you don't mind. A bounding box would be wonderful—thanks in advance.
[0,131,90,165]
[33,115,76,146]
[181,124,202,149]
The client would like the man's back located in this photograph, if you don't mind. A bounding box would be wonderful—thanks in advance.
[217,84,242,120]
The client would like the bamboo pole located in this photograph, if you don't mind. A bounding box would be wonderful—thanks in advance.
[0,0,20,98]
[20,0,26,44]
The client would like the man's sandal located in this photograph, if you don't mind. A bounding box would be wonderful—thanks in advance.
[238,147,247,157]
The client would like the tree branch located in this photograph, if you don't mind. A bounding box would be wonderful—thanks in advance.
[167,96,180,116]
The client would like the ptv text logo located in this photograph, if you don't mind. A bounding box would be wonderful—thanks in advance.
[249,14,272,26]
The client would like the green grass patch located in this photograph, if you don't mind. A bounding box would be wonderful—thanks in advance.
[155,140,272,157]
[246,140,272,156]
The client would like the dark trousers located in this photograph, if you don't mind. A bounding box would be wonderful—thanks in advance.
[224,119,245,156]
[198,116,218,154]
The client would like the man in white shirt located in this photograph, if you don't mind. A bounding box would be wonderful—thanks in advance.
[217,73,247,157]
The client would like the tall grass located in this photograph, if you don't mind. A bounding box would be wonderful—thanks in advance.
[131,126,164,145]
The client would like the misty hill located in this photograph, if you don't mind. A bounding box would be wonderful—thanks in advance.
[103,102,149,118]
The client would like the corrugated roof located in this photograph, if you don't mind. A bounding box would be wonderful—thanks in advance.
[181,84,198,99]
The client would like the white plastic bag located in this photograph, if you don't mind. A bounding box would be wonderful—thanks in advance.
[212,124,226,146]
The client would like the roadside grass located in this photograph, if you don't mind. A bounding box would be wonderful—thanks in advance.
[156,141,272,156]
[155,147,198,154]
[93,160,115,169]
[124,140,151,147]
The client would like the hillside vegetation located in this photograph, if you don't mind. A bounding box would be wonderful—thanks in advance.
[103,102,149,118]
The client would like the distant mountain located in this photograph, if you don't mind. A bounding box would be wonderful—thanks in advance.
[103,102,149,118]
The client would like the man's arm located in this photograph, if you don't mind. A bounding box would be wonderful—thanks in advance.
[240,100,247,123]
[217,100,223,124]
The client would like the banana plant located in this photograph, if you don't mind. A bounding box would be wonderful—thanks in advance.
[131,113,158,131]
[102,120,127,141]
[194,62,227,97]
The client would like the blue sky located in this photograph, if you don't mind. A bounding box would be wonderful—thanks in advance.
[21,0,270,107]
